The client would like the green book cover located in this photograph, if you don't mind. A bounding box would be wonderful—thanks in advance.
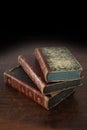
[35,47,83,82]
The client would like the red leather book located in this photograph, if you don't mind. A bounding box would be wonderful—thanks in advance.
[18,54,81,94]
[4,66,75,110]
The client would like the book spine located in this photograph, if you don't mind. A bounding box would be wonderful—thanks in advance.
[4,72,49,110]
[35,48,50,82]
[18,56,45,94]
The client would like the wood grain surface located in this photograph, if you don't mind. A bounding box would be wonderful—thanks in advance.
[0,40,87,130]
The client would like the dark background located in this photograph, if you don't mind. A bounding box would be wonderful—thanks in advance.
[0,26,87,50]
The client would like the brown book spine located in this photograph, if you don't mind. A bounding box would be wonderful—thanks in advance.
[35,48,50,82]
[18,55,45,93]
[4,72,49,110]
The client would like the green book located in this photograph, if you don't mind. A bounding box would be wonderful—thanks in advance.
[35,47,83,82]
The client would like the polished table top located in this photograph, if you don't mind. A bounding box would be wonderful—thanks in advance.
[0,40,87,130]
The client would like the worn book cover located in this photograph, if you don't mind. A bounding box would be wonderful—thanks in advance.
[18,54,81,94]
[35,47,83,82]
[4,66,75,110]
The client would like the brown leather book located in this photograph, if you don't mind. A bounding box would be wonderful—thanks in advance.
[35,47,83,82]
[18,54,81,94]
[4,66,75,110]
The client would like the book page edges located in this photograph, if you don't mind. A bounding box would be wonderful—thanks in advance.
[48,89,75,110]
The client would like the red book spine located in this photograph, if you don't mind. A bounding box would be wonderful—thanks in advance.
[4,72,49,110]
[18,55,45,93]
[35,48,50,82]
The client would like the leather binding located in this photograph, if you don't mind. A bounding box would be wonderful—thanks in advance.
[35,47,83,82]
[4,66,75,110]
[18,54,81,94]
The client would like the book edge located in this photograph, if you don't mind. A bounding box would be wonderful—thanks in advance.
[35,48,50,82]
[18,55,46,94]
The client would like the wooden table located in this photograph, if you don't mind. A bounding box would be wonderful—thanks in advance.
[0,40,87,130]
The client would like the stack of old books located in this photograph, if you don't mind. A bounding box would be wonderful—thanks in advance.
[4,47,83,110]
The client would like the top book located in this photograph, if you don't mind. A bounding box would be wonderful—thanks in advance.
[35,47,83,82]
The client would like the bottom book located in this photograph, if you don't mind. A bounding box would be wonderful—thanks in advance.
[4,66,75,110]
